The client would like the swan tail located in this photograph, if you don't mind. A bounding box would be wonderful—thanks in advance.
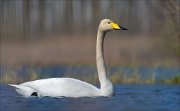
[8,84,36,97]
[8,84,19,88]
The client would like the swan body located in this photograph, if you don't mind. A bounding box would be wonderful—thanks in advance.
[10,78,100,97]
[9,19,127,97]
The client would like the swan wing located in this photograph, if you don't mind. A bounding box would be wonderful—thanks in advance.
[9,84,37,97]
[16,78,100,97]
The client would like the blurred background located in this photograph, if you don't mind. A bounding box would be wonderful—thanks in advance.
[0,0,180,84]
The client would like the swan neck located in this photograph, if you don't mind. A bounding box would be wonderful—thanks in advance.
[96,30,113,96]
[96,31,108,87]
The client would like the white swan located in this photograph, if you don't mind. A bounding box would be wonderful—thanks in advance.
[9,19,127,97]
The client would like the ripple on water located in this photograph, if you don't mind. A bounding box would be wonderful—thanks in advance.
[0,84,180,111]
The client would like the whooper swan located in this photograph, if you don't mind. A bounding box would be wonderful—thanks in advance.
[9,19,127,97]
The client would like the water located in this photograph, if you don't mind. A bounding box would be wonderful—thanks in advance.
[0,84,179,111]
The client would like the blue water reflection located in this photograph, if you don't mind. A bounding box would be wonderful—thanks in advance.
[0,84,179,111]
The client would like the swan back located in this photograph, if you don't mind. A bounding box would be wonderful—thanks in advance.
[18,78,101,97]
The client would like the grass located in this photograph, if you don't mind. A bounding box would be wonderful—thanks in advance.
[0,70,39,84]
[160,75,180,84]
[0,65,179,84]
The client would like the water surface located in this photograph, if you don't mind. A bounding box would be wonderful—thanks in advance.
[0,84,179,111]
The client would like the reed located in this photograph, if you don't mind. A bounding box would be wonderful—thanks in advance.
[160,75,180,84]
[0,66,179,84]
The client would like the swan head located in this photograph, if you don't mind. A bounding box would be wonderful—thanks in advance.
[98,19,127,32]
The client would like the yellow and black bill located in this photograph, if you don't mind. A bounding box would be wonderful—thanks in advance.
[112,22,128,30]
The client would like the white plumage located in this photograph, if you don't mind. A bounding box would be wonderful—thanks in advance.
[9,19,127,97]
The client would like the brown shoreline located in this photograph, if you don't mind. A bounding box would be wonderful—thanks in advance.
[1,35,179,67]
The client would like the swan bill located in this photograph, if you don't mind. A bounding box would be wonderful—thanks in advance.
[120,26,128,30]
[111,22,120,30]
[111,22,128,30]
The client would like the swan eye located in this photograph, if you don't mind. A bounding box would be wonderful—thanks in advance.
[107,22,111,24]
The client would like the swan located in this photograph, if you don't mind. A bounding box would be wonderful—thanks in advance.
[9,19,127,97]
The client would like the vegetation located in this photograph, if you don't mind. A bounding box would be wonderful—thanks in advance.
[161,75,180,84]
[1,66,179,84]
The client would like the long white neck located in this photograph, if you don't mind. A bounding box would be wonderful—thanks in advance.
[96,30,113,96]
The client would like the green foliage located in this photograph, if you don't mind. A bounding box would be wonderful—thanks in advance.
[1,66,179,85]
[161,75,180,84]
[0,70,39,84]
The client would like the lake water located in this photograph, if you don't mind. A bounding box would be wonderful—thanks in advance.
[0,84,179,111]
